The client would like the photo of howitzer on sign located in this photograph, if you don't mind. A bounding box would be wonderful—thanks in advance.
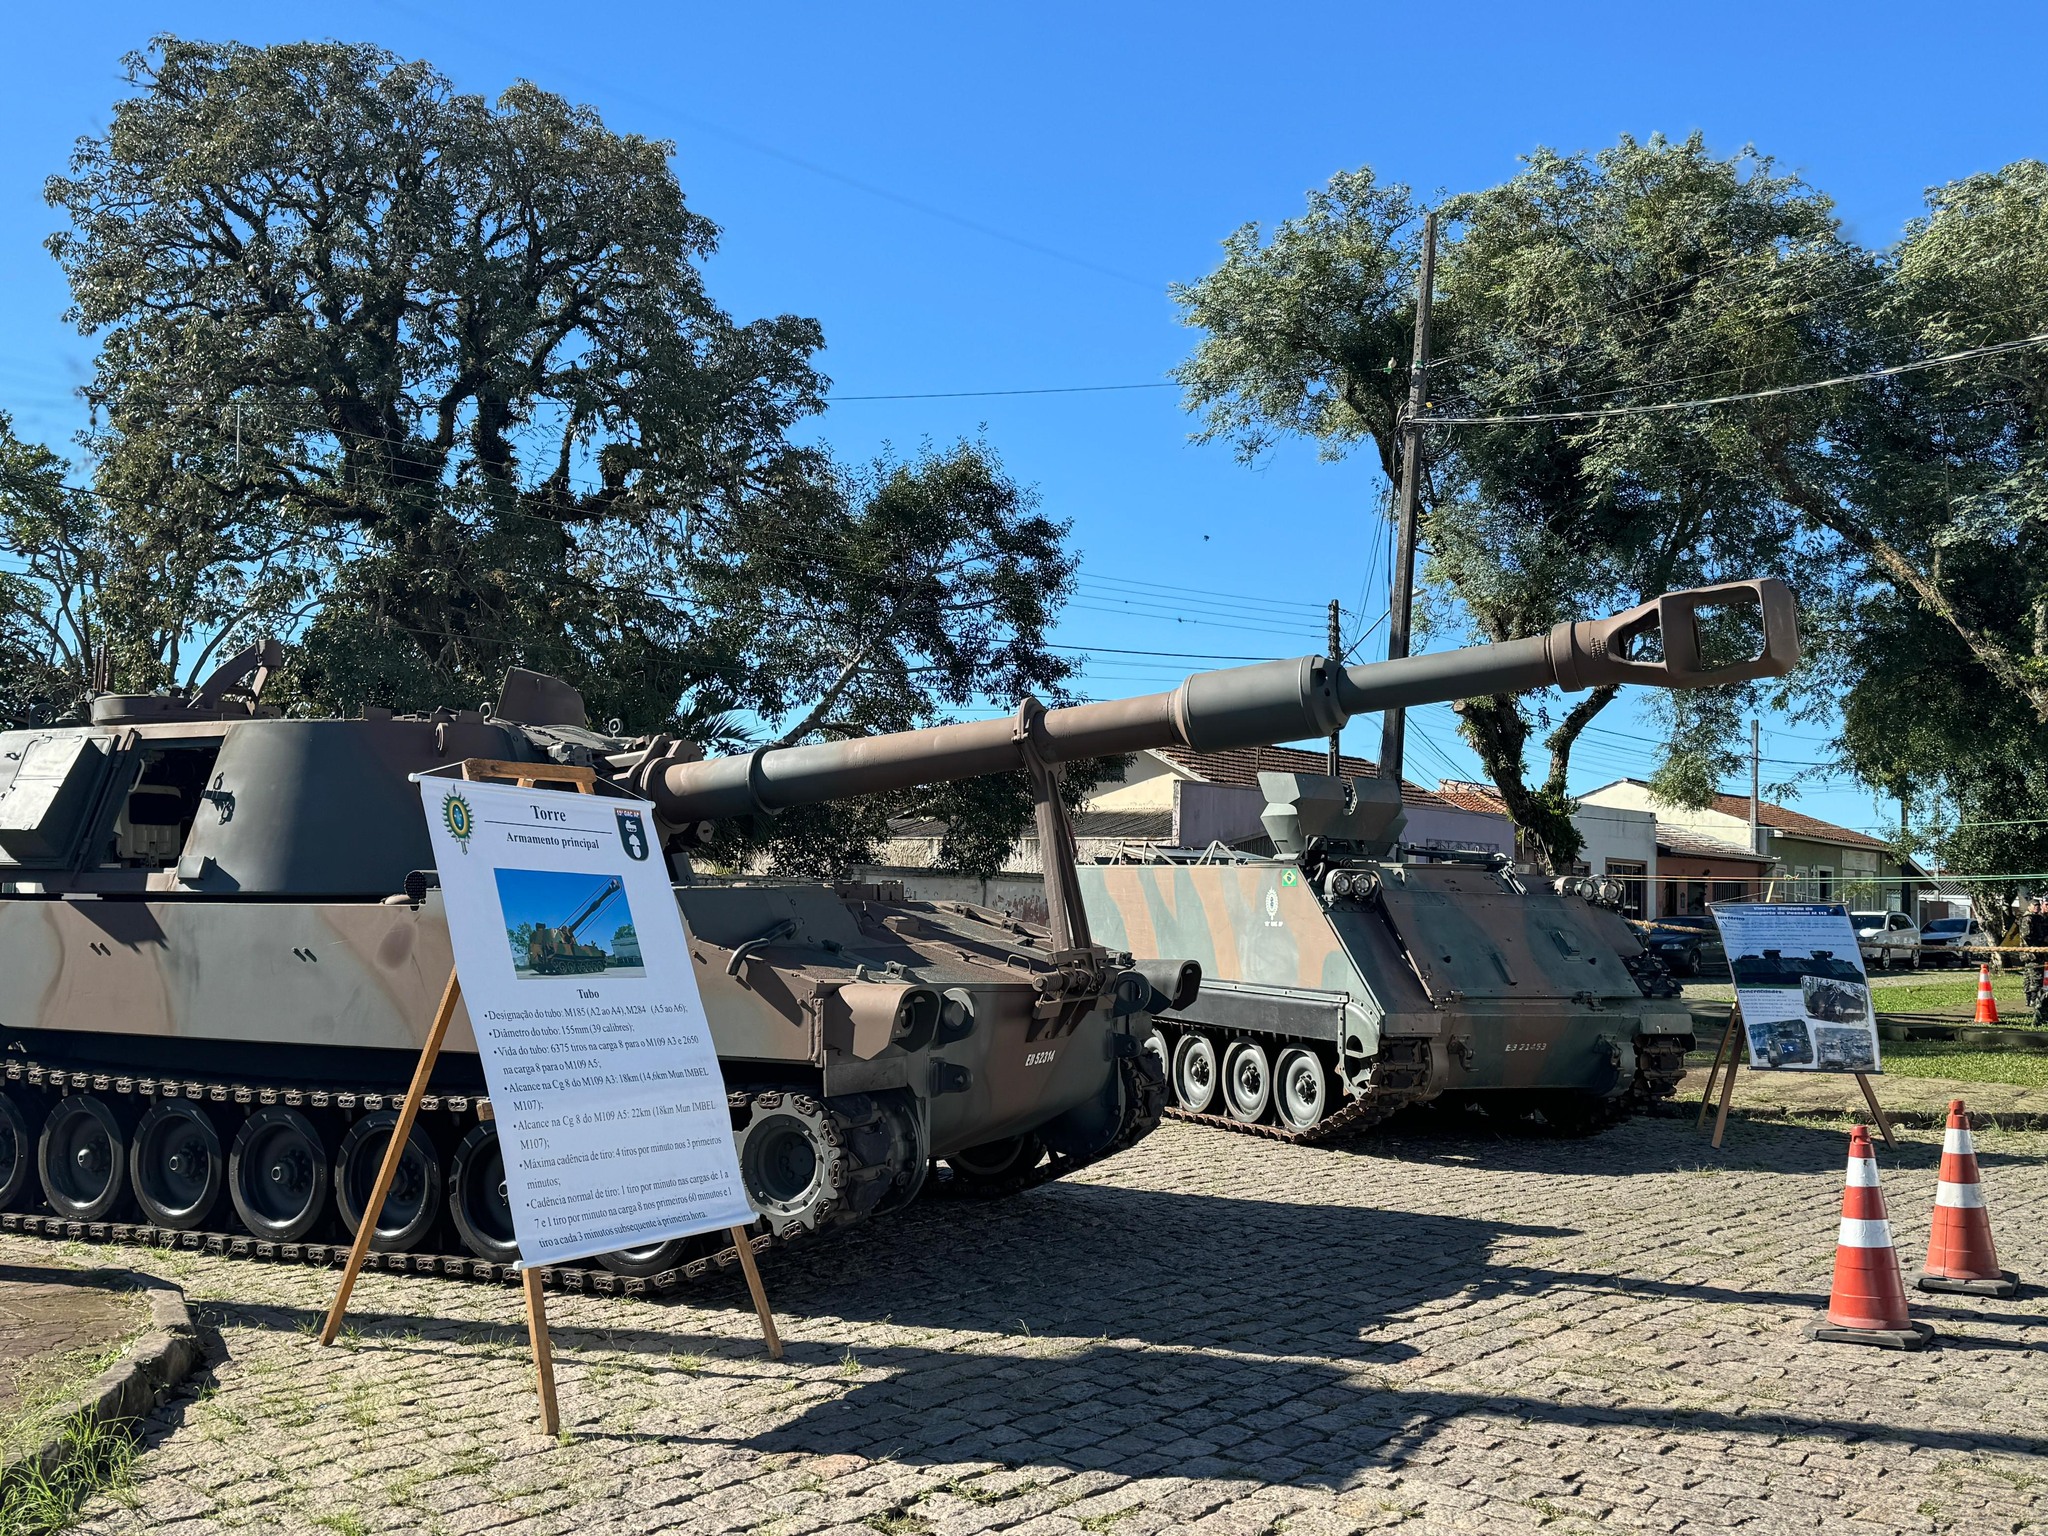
[494,867,646,981]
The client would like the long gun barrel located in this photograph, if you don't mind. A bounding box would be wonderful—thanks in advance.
[635,579,1798,826]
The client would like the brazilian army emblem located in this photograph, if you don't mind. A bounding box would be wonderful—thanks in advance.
[616,809,651,862]
[442,791,475,854]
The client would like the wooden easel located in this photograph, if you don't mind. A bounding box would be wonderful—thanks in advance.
[319,759,781,1437]
[1694,1005,1895,1150]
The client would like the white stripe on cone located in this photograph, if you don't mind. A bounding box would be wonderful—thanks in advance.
[1845,1157,1880,1188]
[1935,1180,1986,1209]
[1943,1128,1976,1155]
[1837,1217,1894,1248]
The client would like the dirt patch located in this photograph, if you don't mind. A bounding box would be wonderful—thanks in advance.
[0,1267,150,1438]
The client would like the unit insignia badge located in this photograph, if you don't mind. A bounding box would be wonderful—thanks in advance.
[442,790,475,854]
[616,809,651,862]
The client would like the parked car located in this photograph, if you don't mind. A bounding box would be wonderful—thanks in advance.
[1852,910,1921,969]
[1636,912,1725,978]
[1919,915,1994,967]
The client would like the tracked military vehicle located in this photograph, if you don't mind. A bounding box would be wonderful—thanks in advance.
[1079,581,1803,1141]
[0,578,1793,1291]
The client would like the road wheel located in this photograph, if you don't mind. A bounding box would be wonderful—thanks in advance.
[229,1107,329,1241]
[1142,1027,1171,1094]
[595,1239,691,1278]
[1171,1032,1219,1113]
[939,1133,1044,1196]
[1273,1048,1330,1133]
[130,1102,224,1231]
[38,1095,129,1221]
[334,1111,443,1253]
[1222,1039,1272,1124]
[448,1124,519,1264]
[0,1092,34,1211]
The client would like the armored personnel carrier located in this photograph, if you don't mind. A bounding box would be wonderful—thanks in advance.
[1079,581,1802,1141]
[0,579,1793,1290]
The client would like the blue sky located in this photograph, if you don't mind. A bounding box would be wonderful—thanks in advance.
[3,2,2043,840]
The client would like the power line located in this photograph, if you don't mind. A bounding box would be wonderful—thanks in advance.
[1419,333,2048,428]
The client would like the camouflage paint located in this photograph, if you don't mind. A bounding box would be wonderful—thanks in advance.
[1080,860,1690,1100]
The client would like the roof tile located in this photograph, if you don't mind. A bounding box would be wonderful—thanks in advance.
[1704,792,1892,851]
[1154,744,1454,809]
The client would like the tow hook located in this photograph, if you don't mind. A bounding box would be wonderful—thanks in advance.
[1450,1036,1475,1071]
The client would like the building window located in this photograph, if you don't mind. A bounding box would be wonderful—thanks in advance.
[1607,859,1647,920]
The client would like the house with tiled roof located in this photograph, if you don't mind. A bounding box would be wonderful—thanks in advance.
[1085,745,1512,858]
[1433,780,1663,918]
[1577,779,1921,915]
[874,744,1515,884]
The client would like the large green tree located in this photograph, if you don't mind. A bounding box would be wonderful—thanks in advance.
[1792,162,2048,903]
[20,37,1083,877]
[1176,135,1846,868]
[46,36,828,728]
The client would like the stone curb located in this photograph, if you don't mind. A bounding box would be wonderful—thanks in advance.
[0,1269,202,1498]
[1651,1099,2048,1133]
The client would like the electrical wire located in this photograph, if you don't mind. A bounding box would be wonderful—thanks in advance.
[1420,333,2048,428]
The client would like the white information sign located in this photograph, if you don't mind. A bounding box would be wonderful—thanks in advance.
[417,775,753,1266]
[1709,902,1884,1073]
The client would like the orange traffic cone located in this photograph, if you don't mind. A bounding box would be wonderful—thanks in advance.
[1809,1125,1934,1349]
[1917,1099,2020,1297]
[1975,964,2000,1024]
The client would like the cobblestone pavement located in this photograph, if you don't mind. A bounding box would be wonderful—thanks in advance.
[7,1110,2046,1535]
[0,1263,148,1421]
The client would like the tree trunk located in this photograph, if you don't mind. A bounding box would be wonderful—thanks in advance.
[1453,693,1584,875]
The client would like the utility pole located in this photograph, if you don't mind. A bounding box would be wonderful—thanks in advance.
[1899,788,1912,917]
[1327,598,1343,775]
[1749,718,1760,855]
[1380,210,1436,788]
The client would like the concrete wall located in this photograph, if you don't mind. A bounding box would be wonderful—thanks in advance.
[1081,754,1174,812]
[1403,802,1515,856]
[851,864,1051,927]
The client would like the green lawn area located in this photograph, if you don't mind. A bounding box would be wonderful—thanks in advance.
[1868,972,2030,1014]
[1878,1040,2048,1088]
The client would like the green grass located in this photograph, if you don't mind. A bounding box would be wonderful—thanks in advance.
[1865,973,2029,1014]
[0,1412,137,1536]
[1878,1042,2048,1088]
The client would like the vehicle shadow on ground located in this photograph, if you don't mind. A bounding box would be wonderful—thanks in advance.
[1355,1107,2042,1175]
[186,1180,1831,1361]
[579,1333,2048,1482]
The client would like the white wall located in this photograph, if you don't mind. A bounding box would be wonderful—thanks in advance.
[1572,801,1659,918]
[1579,780,1757,850]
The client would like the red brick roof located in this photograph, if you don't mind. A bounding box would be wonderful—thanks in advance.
[1153,745,1455,810]
[1432,779,1508,816]
[1704,792,1892,851]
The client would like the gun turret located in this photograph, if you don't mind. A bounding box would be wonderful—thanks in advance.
[630,580,1798,828]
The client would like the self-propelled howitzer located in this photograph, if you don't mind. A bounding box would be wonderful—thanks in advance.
[621,579,1796,1144]
[0,581,1793,1289]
